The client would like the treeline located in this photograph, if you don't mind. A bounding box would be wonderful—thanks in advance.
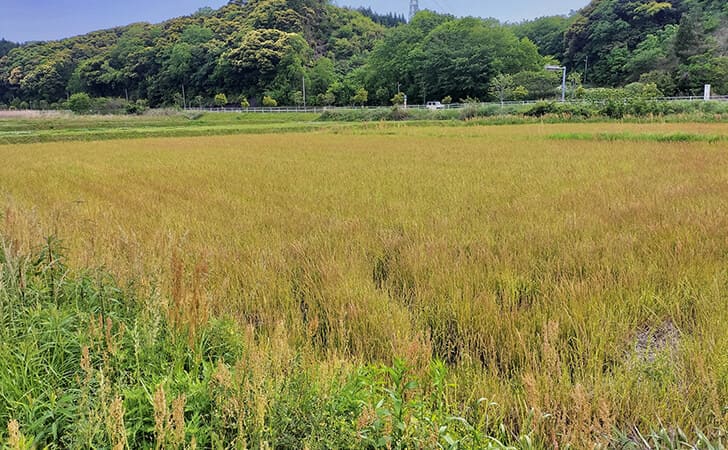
[0,40,18,58]
[1,0,727,109]
[355,7,406,28]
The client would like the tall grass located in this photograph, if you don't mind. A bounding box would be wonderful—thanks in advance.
[0,237,540,448]
[2,122,728,447]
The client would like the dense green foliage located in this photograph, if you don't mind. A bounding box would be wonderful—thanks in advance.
[561,0,728,94]
[359,12,545,104]
[0,40,18,58]
[1,0,727,108]
[0,0,385,108]
[512,16,574,61]
[318,99,728,122]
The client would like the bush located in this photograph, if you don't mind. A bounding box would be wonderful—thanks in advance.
[125,99,148,115]
[524,101,559,117]
[214,93,228,108]
[214,93,228,107]
[262,96,278,107]
[388,106,410,120]
[67,93,93,114]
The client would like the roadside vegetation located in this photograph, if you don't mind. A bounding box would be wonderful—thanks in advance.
[2,99,728,145]
[2,122,728,447]
[319,99,728,122]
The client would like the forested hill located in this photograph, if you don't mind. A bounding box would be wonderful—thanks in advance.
[1,0,727,109]
[515,0,728,95]
[0,0,388,107]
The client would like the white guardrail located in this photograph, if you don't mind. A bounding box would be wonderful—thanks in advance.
[185,96,728,114]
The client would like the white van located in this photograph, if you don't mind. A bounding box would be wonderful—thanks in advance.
[426,101,445,110]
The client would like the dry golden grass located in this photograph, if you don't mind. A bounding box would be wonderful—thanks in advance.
[2,121,728,445]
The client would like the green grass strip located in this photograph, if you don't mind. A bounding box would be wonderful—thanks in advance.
[548,132,728,143]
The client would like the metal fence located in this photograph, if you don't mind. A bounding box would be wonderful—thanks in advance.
[185,96,728,114]
[5,95,726,116]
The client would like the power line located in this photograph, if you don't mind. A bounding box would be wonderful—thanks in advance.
[423,0,455,16]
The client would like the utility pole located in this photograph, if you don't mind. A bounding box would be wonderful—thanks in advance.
[302,75,307,108]
[181,84,187,109]
[409,0,419,21]
[584,56,588,85]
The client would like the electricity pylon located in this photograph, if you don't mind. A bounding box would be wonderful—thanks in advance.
[409,0,419,21]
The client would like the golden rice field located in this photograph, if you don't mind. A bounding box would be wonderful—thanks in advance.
[2,120,728,447]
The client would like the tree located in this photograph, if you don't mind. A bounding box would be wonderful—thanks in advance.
[306,58,336,100]
[512,85,529,100]
[673,9,710,63]
[317,91,336,106]
[378,17,542,103]
[567,72,583,98]
[67,92,93,114]
[512,16,573,60]
[512,71,561,100]
[214,93,228,107]
[291,91,305,106]
[489,74,515,105]
[352,87,368,106]
[262,95,278,107]
[0,39,18,58]
[390,92,405,105]
[564,0,686,86]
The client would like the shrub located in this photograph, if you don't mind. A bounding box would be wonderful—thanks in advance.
[67,93,93,114]
[524,101,559,117]
[262,96,278,107]
[125,99,148,115]
[388,106,410,120]
[214,93,228,107]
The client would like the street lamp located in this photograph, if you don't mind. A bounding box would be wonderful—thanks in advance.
[545,65,567,102]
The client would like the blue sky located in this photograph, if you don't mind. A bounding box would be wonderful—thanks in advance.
[0,0,587,42]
